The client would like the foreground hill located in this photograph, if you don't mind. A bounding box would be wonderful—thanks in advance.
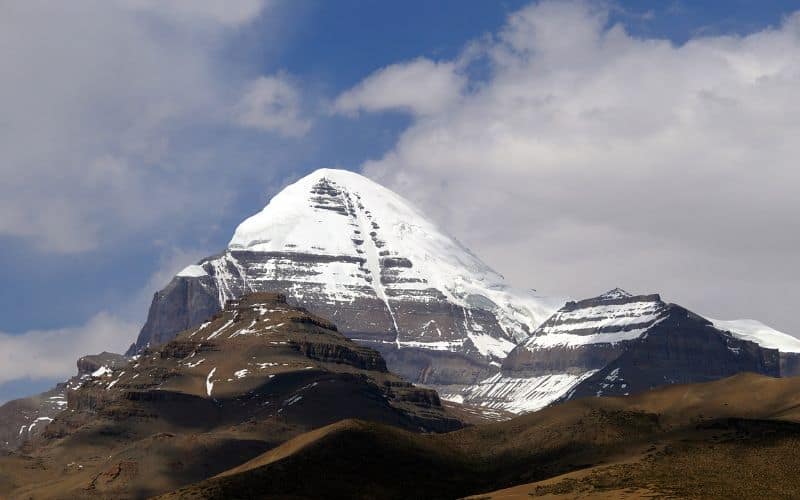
[161,372,800,499]
[0,293,462,499]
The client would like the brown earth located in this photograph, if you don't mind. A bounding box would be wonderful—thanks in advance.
[161,372,800,500]
[0,293,467,499]
[4,292,800,499]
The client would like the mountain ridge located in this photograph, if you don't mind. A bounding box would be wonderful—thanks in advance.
[129,168,561,395]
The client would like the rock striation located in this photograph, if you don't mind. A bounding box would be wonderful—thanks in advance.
[128,169,559,393]
[447,289,785,413]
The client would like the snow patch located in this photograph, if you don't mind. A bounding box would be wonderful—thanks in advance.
[177,264,208,278]
[206,367,217,397]
[443,370,598,414]
[223,168,560,347]
[468,333,516,359]
[711,318,800,353]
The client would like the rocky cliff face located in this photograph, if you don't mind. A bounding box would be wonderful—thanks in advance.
[0,293,463,498]
[446,289,786,413]
[124,169,799,415]
[0,352,126,451]
[68,293,461,432]
[562,305,781,401]
[129,169,559,393]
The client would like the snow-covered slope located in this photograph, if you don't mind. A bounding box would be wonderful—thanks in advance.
[131,169,560,390]
[225,169,558,343]
[443,289,789,414]
[522,288,668,350]
[440,371,598,414]
[441,289,666,412]
[710,318,800,353]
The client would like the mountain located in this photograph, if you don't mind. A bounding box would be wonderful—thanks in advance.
[0,352,127,451]
[129,168,560,394]
[6,168,799,434]
[0,293,463,498]
[156,373,800,500]
[448,289,789,413]
[127,168,800,415]
[710,317,800,375]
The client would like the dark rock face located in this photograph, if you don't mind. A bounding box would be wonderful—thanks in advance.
[0,384,66,451]
[77,351,128,376]
[780,353,800,376]
[131,273,219,353]
[65,292,463,436]
[503,291,669,377]
[563,305,782,401]
[502,342,625,375]
[381,347,497,386]
[448,289,790,414]
[127,253,525,390]
[0,352,135,451]
[0,294,462,498]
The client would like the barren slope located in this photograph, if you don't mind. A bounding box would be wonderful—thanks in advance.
[162,373,800,500]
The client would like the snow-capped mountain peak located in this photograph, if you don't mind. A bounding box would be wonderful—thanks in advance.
[230,169,503,306]
[597,288,633,300]
[132,168,560,394]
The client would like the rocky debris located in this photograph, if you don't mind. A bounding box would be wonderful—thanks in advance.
[77,352,128,376]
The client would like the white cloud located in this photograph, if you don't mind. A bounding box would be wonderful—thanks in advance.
[333,58,465,116]
[0,313,138,385]
[340,1,800,333]
[235,74,312,137]
[0,245,209,394]
[0,0,292,253]
[119,0,268,26]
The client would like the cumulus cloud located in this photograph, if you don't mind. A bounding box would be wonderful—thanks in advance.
[0,313,138,386]
[339,1,800,332]
[0,244,210,396]
[0,0,303,253]
[235,74,312,137]
[333,58,465,116]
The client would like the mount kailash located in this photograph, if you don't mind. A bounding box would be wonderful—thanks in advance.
[3,168,800,451]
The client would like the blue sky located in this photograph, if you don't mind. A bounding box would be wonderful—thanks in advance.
[2,0,800,403]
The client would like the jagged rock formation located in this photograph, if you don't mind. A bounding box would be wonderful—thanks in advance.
[447,289,787,413]
[128,169,559,393]
[72,292,461,433]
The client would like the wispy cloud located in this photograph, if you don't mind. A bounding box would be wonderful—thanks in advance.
[0,314,138,386]
[235,74,313,137]
[333,58,465,116]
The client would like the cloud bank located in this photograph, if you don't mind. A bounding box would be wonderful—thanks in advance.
[0,314,138,386]
[0,0,307,253]
[338,1,800,332]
